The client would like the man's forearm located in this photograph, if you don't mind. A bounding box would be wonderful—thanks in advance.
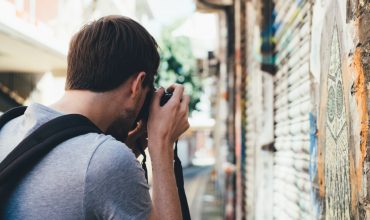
[146,84,189,220]
[149,141,182,220]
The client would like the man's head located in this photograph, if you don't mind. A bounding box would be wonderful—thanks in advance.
[66,15,159,92]
[64,15,159,136]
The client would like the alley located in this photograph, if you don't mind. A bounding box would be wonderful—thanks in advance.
[184,165,223,220]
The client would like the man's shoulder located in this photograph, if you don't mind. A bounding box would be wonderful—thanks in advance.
[67,132,137,166]
[79,133,141,177]
[88,133,136,164]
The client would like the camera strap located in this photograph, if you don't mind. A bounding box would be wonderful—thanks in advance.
[136,144,148,182]
[173,141,191,220]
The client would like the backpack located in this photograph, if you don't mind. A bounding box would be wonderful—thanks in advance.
[0,106,190,220]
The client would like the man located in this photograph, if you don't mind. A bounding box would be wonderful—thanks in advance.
[0,15,189,219]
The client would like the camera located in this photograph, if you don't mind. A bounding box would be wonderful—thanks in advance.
[160,92,172,106]
[131,91,173,156]
[136,90,172,122]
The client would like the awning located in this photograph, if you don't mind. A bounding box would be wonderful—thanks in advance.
[0,5,67,74]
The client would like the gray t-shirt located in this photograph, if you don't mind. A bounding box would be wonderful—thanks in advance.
[0,103,151,220]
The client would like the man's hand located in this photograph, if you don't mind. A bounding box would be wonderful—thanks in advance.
[147,84,190,162]
[124,121,148,158]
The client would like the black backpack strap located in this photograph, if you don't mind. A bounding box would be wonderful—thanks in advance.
[0,106,27,128]
[0,109,102,206]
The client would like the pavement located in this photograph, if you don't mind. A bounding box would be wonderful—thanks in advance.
[183,165,224,220]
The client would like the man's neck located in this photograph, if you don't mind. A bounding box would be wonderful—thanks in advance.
[49,90,117,132]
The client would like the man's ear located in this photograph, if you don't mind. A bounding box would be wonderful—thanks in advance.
[131,71,146,97]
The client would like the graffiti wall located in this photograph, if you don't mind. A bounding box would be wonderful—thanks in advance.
[240,0,370,219]
[314,0,370,219]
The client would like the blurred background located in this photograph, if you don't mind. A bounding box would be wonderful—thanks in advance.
[0,0,221,219]
[0,0,370,220]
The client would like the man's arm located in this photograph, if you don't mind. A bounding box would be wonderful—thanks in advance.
[147,84,190,220]
[148,139,181,220]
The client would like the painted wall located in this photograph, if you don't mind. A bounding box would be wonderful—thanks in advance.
[312,0,370,219]
[272,0,313,219]
[237,0,370,219]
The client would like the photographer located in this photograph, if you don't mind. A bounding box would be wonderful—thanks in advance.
[0,15,189,219]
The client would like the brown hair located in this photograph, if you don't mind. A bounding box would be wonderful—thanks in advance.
[66,15,159,92]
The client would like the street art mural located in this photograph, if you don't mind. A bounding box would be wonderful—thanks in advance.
[316,0,370,219]
[324,27,351,220]
[235,0,369,218]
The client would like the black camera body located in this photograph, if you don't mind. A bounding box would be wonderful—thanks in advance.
[136,91,172,122]
[160,92,172,106]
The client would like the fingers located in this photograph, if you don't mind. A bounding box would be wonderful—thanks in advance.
[151,87,165,108]
[180,95,190,113]
[167,84,184,105]
[127,121,143,137]
[178,95,190,134]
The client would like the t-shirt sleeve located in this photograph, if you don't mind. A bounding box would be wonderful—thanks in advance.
[83,138,152,220]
